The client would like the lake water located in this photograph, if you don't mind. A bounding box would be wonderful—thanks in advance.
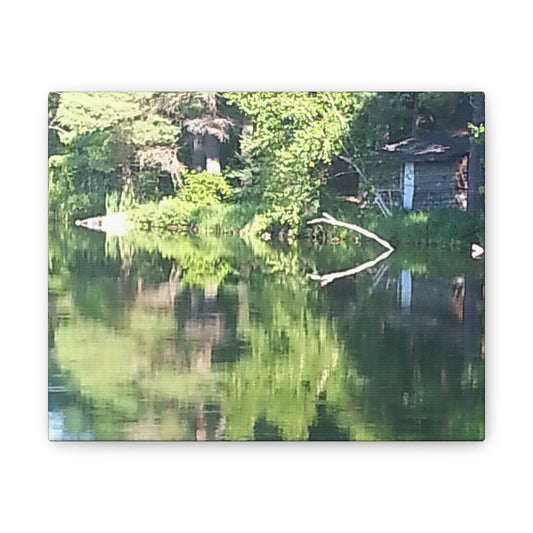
[48,226,484,441]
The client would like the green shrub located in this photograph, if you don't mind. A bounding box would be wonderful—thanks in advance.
[179,170,232,205]
[193,201,258,235]
[128,170,234,230]
[129,197,194,229]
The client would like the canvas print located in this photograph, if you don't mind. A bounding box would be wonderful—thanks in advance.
[48,92,485,441]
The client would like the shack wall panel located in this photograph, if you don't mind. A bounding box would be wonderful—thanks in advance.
[413,161,457,210]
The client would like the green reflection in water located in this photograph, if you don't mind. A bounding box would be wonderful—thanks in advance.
[48,226,484,441]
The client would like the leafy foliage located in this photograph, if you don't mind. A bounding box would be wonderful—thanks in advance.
[49,92,180,221]
[128,171,233,230]
[179,169,232,205]
[48,154,101,222]
[49,91,484,245]
[468,122,485,144]
[224,92,371,234]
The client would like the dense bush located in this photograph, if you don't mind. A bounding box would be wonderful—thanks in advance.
[128,197,194,229]
[179,170,233,205]
[128,170,235,231]
[48,155,104,222]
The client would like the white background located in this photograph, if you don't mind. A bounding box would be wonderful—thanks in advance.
[1,2,531,531]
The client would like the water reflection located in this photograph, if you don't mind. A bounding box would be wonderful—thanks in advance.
[48,226,484,440]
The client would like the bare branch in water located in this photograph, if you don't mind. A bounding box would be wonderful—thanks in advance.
[308,248,394,287]
[308,212,395,251]
[307,212,395,287]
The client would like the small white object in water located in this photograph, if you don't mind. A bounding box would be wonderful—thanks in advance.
[75,213,131,236]
[100,212,131,236]
[471,243,484,259]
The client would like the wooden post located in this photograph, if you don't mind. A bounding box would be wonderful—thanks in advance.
[403,162,415,210]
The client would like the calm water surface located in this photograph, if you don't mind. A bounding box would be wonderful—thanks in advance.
[48,226,484,440]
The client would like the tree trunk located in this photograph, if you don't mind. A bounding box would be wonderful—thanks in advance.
[205,133,221,174]
[119,162,134,210]
[191,134,205,172]
[411,92,419,136]
[467,93,485,214]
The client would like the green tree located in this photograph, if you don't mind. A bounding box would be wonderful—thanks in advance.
[49,92,181,220]
[224,92,371,235]
[349,92,470,151]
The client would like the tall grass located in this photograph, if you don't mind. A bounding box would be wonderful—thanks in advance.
[375,208,484,249]
[320,196,484,250]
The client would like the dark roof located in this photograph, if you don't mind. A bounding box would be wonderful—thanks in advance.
[379,131,470,162]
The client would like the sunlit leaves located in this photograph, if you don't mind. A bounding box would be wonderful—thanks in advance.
[224,92,371,233]
[468,122,485,143]
[56,93,141,138]
[50,92,181,221]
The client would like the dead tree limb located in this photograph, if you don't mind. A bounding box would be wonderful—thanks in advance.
[308,212,394,251]
[307,212,395,287]
[308,248,395,287]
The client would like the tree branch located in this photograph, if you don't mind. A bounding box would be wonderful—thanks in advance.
[307,213,395,286]
[308,248,394,287]
[308,212,394,251]
[48,124,68,134]
[325,92,345,124]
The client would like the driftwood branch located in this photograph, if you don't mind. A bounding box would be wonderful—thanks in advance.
[307,212,395,287]
[308,248,395,287]
[308,212,394,251]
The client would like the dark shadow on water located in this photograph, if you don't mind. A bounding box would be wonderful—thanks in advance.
[253,418,283,441]
[309,402,350,441]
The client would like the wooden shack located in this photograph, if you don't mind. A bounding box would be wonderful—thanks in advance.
[368,131,470,211]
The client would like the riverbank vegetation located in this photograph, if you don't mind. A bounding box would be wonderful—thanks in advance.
[48,91,484,248]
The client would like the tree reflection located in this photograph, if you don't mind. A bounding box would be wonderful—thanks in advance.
[48,226,484,440]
